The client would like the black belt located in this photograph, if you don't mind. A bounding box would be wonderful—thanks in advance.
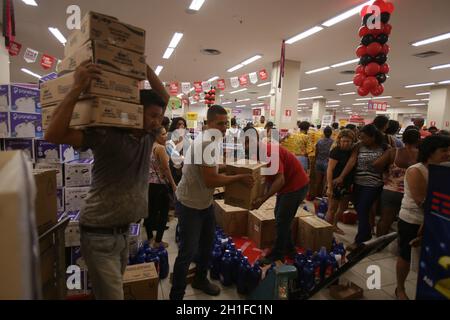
[80,224,130,235]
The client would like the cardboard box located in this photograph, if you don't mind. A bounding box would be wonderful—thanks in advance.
[79,149,93,160]
[292,208,314,243]
[65,211,81,247]
[0,112,9,138]
[123,263,159,300]
[57,188,65,213]
[42,97,144,130]
[40,70,140,106]
[214,200,248,236]
[9,112,43,138]
[64,186,90,212]
[0,84,41,113]
[224,161,266,209]
[60,41,146,80]
[33,170,58,234]
[65,11,146,56]
[3,138,35,162]
[64,159,93,187]
[247,209,276,249]
[297,215,333,251]
[34,162,64,188]
[35,140,78,164]
[329,283,364,300]
[39,236,58,300]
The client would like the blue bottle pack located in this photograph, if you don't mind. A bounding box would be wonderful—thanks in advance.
[247,261,262,293]
[237,257,251,294]
[220,250,233,286]
[231,249,243,283]
[210,244,223,280]
[157,245,169,279]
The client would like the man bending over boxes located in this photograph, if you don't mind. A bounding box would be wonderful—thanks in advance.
[45,61,169,299]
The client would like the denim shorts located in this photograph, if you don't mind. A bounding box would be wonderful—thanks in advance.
[315,161,328,174]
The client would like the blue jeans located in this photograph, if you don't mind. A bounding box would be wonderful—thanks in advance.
[170,202,216,300]
[354,184,383,244]
[297,156,309,171]
[272,184,309,256]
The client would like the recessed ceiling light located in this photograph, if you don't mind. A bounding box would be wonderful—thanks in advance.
[300,87,318,92]
[258,95,271,99]
[21,68,42,79]
[286,26,324,45]
[207,76,219,82]
[298,103,307,106]
[430,63,450,70]
[168,32,184,49]
[421,98,430,101]
[328,100,341,103]
[408,103,427,106]
[257,82,271,87]
[230,88,247,94]
[48,27,67,45]
[22,0,38,6]
[155,65,164,76]
[298,95,324,101]
[236,105,247,108]
[222,102,232,105]
[237,98,251,102]
[405,82,435,88]
[331,59,360,68]
[227,64,244,73]
[416,92,430,96]
[241,55,262,65]
[251,103,264,106]
[219,94,224,97]
[322,1,373,27]
[339,92,356,96]
[438,80,450,85]
[400,99,420,103]
[163,47,175,59]
[352,103,366,106]
[355,96,392,101]
[336,81,353,86]
[305,66,331,75]
[189,0,206,11]
[328,104,340,107]
[412,32,450,47]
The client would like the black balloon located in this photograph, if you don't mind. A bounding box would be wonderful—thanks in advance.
[376,73,387,84]
[361,34,376,46]
[360,55,373,66]
[376,34,389,45]
[375,53,387,64]
[381,12,391,24]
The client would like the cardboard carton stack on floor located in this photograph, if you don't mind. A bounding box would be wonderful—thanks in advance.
[40,11,146,130]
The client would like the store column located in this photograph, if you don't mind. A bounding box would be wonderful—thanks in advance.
[311,98,326,126]
[0,36,11,83]
[427,85,450,130]
[270,60,301,130]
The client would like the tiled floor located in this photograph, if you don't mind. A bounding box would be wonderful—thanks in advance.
[147,211,418,301]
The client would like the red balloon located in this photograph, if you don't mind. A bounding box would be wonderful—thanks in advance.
[373,0,387,12]
[380,63,390,74]
[362,76,379,90]
[385,2,395,14]
[205,94,211,99]
[356,45,368,58]
[360,5,369,17]
[369,27,383,37]
[367,42,382,56]
[365,62,381,76]
[371,84,385,96]
[359,26,369,37]
[383,23,392,35]
[355,65,365,74]
[358,86,370,97]
[381,44,390,55]
[353,73,367,86]
[211,89,216,94]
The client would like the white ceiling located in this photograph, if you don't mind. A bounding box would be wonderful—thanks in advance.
[5,0,450,118]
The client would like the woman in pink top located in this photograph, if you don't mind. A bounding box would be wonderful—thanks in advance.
[373,128,421,236]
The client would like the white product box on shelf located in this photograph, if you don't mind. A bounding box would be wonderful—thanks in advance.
[64,159,93,187]
[0,84,41,113]
[0,112,9,138]
[9,112,43,138]
[64,186,90,212]
[35,140,78,164]
[2,138,35,163]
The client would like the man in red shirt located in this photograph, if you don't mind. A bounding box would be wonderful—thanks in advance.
[253,142,310,263]
[413,118,432,139]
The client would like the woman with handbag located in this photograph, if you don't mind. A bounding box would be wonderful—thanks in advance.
[145,126,178,248]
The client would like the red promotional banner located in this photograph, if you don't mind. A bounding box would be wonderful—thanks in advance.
[40,54,56,70]
[8,41,22,56]
[194,81,202,93]
[253,108,262,116]
[239,74,249,87]
[217,79,226,90]
[193,93,200,101]
[169,82,179,96]
[259,69,268,81]
[367,100,388,111]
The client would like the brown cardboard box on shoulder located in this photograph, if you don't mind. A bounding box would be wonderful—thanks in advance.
[214,200,248,237]
[123,263,159,300]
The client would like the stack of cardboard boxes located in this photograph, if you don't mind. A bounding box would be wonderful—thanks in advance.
[40,11,146,130]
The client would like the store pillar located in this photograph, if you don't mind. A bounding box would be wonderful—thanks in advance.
[0,36,11,83]
[311,98,326,126]
[427,85,450,130]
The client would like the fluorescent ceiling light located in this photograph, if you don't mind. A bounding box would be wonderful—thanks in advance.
[408,103,427,106]
[305,66,330,74]
[421,98,430,101]
[257,82,271,87]
[286,26,324,45]
[298,103,307,106]
[237,98,251,102]
[21,68,42,79]
[155,65,164,76]
[328,104,340,107]
[242,55,262,65]
[227,64,244,73]
[163,47,175,59]
[405,82,435,88]
[412,32,450,47]
[222,102,232,105]
[189,0,206,11]
[355,96,392,101]
[339,92,356,96]
[207,76,219,82]
[298,95,324,101]
[219,94,224,97]
[300,87,318,92]
[416,92,430,96]
[168,33,184,49]
[400,99,419,103]
[230,88,247,94]
[336,81,353,86]
[328,100,341,103]
[322,1,373,27]
[438,80,450,85]
[190,87,195,92]
[236,105,247,108]
[352,103,367,106]
[331,58,360,68]
[22,0,38,6]
[258,95,271,99]
[251,103,264,106]
[48,27,67,45]
[430,63,450,70]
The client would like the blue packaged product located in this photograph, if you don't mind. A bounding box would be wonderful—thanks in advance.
[210,245,223,280]
[237,257,251,294]
[302,260,315,292]
[247,261,262,293]
[231,249,243,283]
[219,250,233,286]
[318,247,328,281]
[157,245,169,279]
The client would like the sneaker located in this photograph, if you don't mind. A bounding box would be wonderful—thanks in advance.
[191,278,221,296]
[153,241,169,249]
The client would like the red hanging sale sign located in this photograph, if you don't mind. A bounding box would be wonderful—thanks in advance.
[217,79,226,90]
[194,82,202,93]
[239,74,249,87]
[8,41,22,56]
[40,54,56,70]
[193,93,200,101]
[253,108,262,116]
[169,82,179,96]
[259,69,268,81]
[367,100,388,111]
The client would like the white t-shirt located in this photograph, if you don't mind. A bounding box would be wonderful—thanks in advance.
[399,163,428,225]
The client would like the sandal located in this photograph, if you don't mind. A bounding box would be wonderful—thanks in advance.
[395,287,410,300]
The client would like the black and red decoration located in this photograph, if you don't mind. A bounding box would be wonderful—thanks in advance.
[204,87,216,106]
[354,0,395,97]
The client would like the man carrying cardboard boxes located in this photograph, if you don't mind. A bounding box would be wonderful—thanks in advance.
[170,105,254,300]
[44,61,168,299]
[252,143,310,264]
